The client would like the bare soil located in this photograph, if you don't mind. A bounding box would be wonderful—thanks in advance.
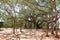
[0,28,60,40]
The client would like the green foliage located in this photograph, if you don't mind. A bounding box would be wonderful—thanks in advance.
[0,22,3,28]
[56,0,60,5]
[0,0,60,28]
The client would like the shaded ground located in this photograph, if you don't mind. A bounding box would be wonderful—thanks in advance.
[0,28,60,40]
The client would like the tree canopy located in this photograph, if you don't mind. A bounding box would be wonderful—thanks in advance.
[0,0,60,28]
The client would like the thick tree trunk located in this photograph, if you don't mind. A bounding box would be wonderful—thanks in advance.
[46,22,49,37]
[51,16,54,34]
[13,14,17,34]
[55,22,59,38]
[51,0,56,34]
[55,15,59,38]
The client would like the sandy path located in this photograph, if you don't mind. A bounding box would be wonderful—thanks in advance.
[0,28,60,40]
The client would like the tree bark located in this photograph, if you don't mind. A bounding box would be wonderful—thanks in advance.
[13,17,16,34]
[46,22,49,37]
[55,15,59,38]
[51,16,54,34]
[51,0,56,34]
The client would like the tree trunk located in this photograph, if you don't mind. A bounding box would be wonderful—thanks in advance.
[51,16,54,34]
[55,22,59,38]
[55,15,59,38]
[13,14,17,34]
[20,27,23,32]
[13,17,16,34]
[46,22,49,37]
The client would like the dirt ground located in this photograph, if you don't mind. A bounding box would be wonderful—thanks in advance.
[0,28,60,40]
